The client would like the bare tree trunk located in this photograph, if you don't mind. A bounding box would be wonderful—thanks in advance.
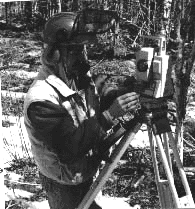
[94,0,99,8]
[9,2,11,25]
[0,73,4,209]
[58,0,61,12]
[48,0,51,17]
[72,0,79,11]
[163,0,172,38]
[25,1,32,30]
[21,1,25,16]
[173,0,189,163]
[5,2,8,25]
[148,0,150,28]
[38,0,48,19]
[33,0,38,12]
[120,0,124,18]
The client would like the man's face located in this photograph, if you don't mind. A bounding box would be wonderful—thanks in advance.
[61,45,89,77]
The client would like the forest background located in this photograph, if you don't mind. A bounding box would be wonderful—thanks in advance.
[1,0,195,209]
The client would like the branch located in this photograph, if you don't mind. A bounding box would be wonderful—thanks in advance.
[183,138,195,149]
[6,202,18,209]
[5,179,41,187]
[185,132,195,144]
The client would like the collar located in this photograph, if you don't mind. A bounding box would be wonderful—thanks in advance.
[43,66,95,98]
[46,74,76,98]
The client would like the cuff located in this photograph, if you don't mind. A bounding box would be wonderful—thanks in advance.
[101,110,118,131]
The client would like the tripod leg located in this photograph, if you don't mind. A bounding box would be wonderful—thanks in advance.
[77,123,142,209]
[148,127,163,206]
[148,127,174,209]
[167,132,195,204]
[148,127,160,181]
[154,134,181,208]
[162,133,173,175]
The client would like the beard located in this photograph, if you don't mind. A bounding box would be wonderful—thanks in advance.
[71,60,92,90]
[72,60,90,77]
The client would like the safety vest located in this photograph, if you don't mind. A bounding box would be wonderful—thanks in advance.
[24,66,105,185]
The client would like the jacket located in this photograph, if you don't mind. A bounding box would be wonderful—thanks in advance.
[24,66,114,185]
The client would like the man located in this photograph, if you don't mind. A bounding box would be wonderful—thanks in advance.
[24,11,140,209]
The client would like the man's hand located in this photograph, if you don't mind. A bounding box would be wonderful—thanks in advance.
[108,92,140,119]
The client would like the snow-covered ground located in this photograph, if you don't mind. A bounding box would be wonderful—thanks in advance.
[2,69,195,209]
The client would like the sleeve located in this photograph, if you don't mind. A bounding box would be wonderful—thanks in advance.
[27,101,66,131]
[27,101,116,159]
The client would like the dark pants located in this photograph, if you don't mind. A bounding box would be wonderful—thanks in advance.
[40,173,102,209]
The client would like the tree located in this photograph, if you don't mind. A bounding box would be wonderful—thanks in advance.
[170,0,195,162]
[25,1,33,30]
[72,0,79,11]
[0,73,4,209]
[5,2,8,25]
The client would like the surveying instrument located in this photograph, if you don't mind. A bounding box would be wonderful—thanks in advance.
[77,34,195,209]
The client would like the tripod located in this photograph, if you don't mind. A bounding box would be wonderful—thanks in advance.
[77,108,195,209]
[146,111,195,209]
